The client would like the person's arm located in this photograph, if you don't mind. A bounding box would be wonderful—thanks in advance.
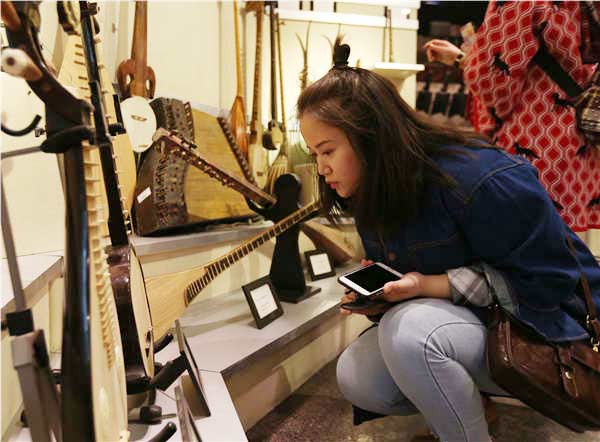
[459,162,579,310]
[462,1,551,120]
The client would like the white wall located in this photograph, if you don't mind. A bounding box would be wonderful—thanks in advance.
[1,1,419,258]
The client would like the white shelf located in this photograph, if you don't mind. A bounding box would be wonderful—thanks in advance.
[372,62,424,80]
[278,9,419,30]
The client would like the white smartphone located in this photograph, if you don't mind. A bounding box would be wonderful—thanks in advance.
[338,262,403,297]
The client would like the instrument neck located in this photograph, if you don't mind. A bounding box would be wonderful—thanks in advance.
[185,200,320,304]
[81,5,129,246]
[251,8,263,125]
[269,2,277,121]
[132,1,148,93]
[233,0,243,96]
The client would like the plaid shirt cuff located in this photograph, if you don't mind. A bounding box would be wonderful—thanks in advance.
[447,265,494,307]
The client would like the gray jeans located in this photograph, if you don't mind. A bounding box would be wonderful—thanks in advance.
[336,298,508,442]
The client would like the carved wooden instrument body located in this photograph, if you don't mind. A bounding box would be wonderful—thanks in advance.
[146,195,321,339]
[116,0,157,154]
[246,1,270,187]
[4,2,129,439]
[116,0,155,99]
[153,129,356,265]
[57,1,154,392]
[134,98,256,235]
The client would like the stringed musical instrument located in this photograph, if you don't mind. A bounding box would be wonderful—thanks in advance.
[116,0,157,155]
[116,0,155,99]
[146,195,321,339]
[56,1,155,395]
[262,1,283,151]
[154,128,357,265]
[3,2,129,439]
[265,5,291,195]
[228,0,249,160]
[57,1,137,216]
[134,98,256,236]
[64,1,157,394]
[246,1,270,188]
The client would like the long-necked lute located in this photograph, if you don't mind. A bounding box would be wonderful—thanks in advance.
[3,2,129,439]
[116,0,157,155]
[228,0,249,160]
[69,1,155,393]
[146,195,321,339]
[245,1,270,187]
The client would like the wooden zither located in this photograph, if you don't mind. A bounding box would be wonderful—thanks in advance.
[134,97,256,235]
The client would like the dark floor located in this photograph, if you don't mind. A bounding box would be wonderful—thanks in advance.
[247,359,600,442]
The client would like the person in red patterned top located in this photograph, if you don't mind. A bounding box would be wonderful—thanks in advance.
[424,0,599,232]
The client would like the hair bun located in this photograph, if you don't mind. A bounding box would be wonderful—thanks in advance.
[333,36,350,68]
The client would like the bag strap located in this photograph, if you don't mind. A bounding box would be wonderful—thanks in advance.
[565,234,600,344]
[532,45,584,98]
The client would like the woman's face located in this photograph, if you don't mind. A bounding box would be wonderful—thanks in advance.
[300,113,362,198]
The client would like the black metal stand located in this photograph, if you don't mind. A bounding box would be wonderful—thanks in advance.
[248,174,321,303]
[2,156,62,442]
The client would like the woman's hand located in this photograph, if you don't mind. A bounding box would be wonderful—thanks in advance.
[380,272,424,302]
[339,291,391,316]
[423,39,463,66]
[339,258,388,316]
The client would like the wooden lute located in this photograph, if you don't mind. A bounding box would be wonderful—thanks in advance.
[228,0,249,160]
[246,1,270,188]
[262,1,283,151]
[116,0,155,99]
[3,2,129,439]
[69,1,156,393]
[146,195,321,339]
[116,0,157,154]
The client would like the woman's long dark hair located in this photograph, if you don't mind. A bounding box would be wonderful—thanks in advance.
[297,38,491,234]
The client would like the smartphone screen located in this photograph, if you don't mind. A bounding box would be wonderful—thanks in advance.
[342,264,401,294]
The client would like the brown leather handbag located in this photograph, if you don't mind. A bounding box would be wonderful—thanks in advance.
[486,236,600,433]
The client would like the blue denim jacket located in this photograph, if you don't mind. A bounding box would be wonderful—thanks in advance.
[359,145,600,342]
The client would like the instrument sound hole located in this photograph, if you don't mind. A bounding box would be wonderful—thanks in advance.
[145,330,153,356]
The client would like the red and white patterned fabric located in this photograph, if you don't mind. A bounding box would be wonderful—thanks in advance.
[463,0,599,231]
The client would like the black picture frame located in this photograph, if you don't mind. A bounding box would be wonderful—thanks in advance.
[304,249,335,281]
[242,275,284,329]
[175,320,211,418]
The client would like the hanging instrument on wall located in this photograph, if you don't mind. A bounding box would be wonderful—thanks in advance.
[116,0,157,154]
[265,5,291,195]
[245,1,270,188]
[228,0,249,161]
[71,1,156,395]
[262,1,283,151]
[146,194,321,339]
[3,2,129,440]
[134,98,256,236]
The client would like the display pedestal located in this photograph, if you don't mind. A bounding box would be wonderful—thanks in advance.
[277,285,321,304]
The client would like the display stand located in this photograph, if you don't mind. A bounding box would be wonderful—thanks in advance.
[248,174,321,303]
[150,321,210,418]
[2,157,61,442]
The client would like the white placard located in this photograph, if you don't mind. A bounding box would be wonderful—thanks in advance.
[137,187,151,204]
[250,284,278,319]
[309,253,332,276]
